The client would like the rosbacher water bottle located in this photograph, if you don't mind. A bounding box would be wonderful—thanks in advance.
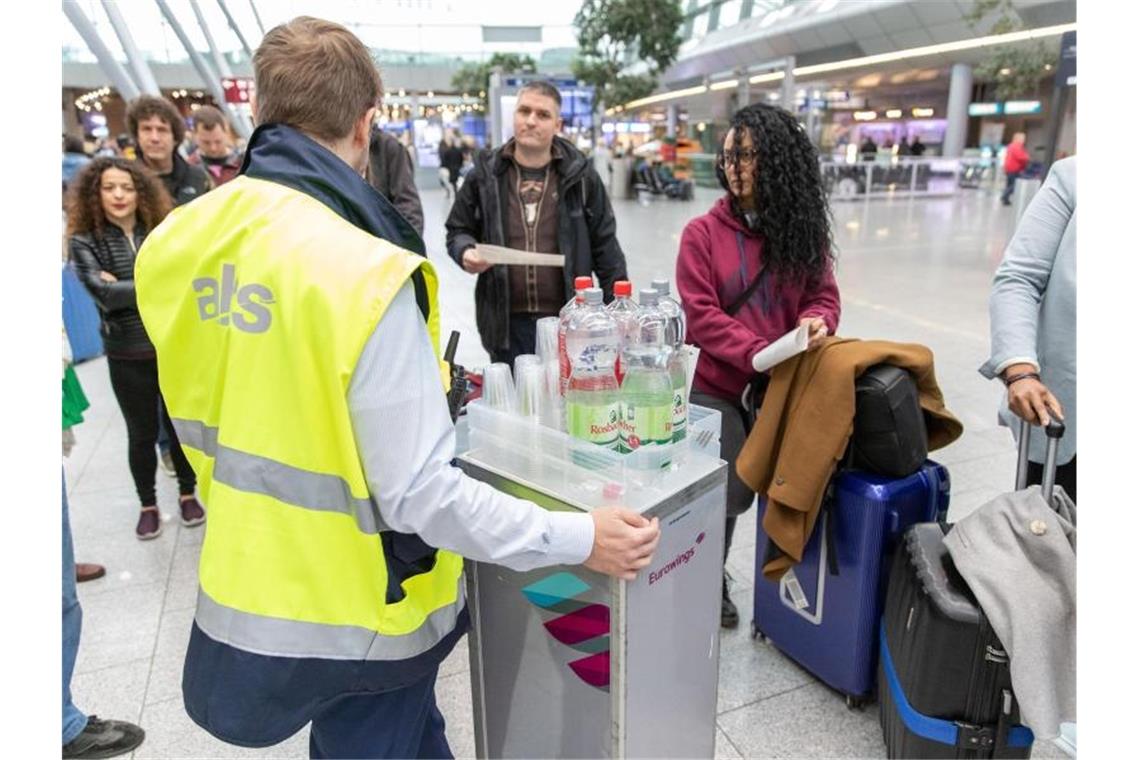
[618,289,673,456]
[653,278,688,442]
[558,276,595,397]
[565,288,621,450]
[605,280,639,384]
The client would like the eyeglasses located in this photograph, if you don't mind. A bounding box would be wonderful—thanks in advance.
[718,147,760,165]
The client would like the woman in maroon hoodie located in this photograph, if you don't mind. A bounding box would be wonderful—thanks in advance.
[676,103,840,628]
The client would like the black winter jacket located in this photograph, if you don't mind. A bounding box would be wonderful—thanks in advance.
[445,136,628,356]
[69,224,153,357]
[367,130,425,236]
[144,152,213,207]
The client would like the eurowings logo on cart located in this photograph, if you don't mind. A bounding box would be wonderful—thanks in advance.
[649,532,705,586]
[521,572,611,691]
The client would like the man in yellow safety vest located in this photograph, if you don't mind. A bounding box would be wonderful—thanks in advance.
[134,16,660,759]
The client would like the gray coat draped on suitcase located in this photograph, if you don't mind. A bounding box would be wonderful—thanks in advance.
[943,485,1076,740]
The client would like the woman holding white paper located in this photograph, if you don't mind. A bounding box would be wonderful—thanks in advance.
[675,102,841,629]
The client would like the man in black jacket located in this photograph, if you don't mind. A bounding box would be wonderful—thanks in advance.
[128,95,213,207]
[367,128,424,236]
[128,95,214,477]
[445,81,627,364]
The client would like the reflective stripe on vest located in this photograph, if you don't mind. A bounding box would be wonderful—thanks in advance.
[172,418,390,534]
[195,580,465,661]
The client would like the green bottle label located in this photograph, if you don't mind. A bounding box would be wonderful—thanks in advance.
[567,401,620,448]
[672,387,687,442]
[619,401,673,452]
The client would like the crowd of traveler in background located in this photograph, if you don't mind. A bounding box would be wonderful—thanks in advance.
[60,19,1075,753]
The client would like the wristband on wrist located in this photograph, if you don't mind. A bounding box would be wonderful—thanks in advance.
[1002,371,1040,388]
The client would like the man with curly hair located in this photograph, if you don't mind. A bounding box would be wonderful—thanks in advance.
[128,95,212,207]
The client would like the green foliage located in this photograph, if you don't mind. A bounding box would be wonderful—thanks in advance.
[450,53,538,111]
[572,0,684,109]
[966,0,1054,100]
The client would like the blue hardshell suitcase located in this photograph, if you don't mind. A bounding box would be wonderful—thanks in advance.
[751,461,950,706]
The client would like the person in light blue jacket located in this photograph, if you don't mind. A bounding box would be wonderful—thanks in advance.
[980,157,1076,501]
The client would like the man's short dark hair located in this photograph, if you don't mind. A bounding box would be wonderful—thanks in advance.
[517,80,562,111]
[63,135,86,154]
[192,105,229,132]
[127,95,186,144]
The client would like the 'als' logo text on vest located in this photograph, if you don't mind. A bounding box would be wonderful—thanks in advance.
[194,263,275,333]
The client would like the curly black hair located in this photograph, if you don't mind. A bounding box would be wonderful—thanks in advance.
[718,103,836,285]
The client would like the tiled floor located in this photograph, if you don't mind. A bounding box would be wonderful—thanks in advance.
[65,182,1067,758]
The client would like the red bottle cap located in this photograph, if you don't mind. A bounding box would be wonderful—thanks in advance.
[602,482,626,502]
[574,276,593,291]
[614,280,632,297]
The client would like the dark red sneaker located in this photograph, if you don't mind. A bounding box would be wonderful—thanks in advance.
[135,508,162,541]
[76,563,106,583]
[179,497,205,527]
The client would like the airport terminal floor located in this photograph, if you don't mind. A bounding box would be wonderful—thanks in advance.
[63,182,1069,759]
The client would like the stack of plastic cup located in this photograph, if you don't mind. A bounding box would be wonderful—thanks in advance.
[516,362,547,421]
[514,354,541,382]
[535,317,559,362]
[482,363,517,412]
[535,316,564,431]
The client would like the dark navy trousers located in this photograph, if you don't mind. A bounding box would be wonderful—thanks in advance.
[308,667,451,759]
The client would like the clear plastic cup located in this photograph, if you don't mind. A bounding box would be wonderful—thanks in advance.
[516,363,546,421]
[482,363,517,412]
[514,354,541,382]
[541,360,563,430]
[535,317,560,362]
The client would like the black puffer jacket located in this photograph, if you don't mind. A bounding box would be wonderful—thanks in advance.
[445,135,628,356]
[69,224,153,357]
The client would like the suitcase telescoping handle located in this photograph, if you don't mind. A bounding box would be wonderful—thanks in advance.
[1015,418,1066,496]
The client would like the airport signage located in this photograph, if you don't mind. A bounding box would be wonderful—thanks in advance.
[1004,100,1043,115]
[968,102,1001,116]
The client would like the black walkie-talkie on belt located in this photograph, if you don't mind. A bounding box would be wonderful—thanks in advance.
[443,331,468,423]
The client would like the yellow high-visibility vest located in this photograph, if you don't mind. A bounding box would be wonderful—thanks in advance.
[135,175,464,660]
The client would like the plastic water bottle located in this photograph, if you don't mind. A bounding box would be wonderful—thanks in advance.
[565,288,620,450]
[653,278,688,442]
[618,289,673,455]
[558,276,595,397]
[605,280,639,384]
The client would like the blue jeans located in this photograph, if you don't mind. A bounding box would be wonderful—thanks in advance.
[1001,170,1022,203]
[62,473,88,744]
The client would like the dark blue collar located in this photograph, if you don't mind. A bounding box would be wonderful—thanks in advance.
[239,123,425,255]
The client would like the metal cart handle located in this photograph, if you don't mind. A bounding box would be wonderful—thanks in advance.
[1015,418,1066,497]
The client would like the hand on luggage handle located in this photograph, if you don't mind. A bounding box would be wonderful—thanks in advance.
[1015,417,1066,497]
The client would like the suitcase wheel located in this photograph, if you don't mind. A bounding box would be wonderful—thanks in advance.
[749,622,767,642]
[844,694,867,711]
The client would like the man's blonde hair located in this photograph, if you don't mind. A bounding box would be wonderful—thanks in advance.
[253,16,382,142]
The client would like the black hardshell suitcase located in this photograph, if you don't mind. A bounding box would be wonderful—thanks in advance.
[878,420,1065,758]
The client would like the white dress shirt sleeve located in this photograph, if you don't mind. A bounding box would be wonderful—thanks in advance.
[347,280,594,572]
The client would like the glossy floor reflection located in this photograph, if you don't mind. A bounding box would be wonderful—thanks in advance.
[64,182,1067,758]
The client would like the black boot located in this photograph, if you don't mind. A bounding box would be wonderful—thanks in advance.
[721,573,739,629]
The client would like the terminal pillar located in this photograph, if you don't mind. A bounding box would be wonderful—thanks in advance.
[737,68,750,109]
[666,104,679,138]
[781,56,796,113]
[154,0,252,139]
[943,63,972,157]
[64,1,141,102]
[101,0,162,95]
[216,0,255,60]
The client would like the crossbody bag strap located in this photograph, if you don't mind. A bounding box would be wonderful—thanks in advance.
[726,230,765,316]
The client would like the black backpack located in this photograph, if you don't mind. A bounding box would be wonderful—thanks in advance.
[849,364,928,478]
